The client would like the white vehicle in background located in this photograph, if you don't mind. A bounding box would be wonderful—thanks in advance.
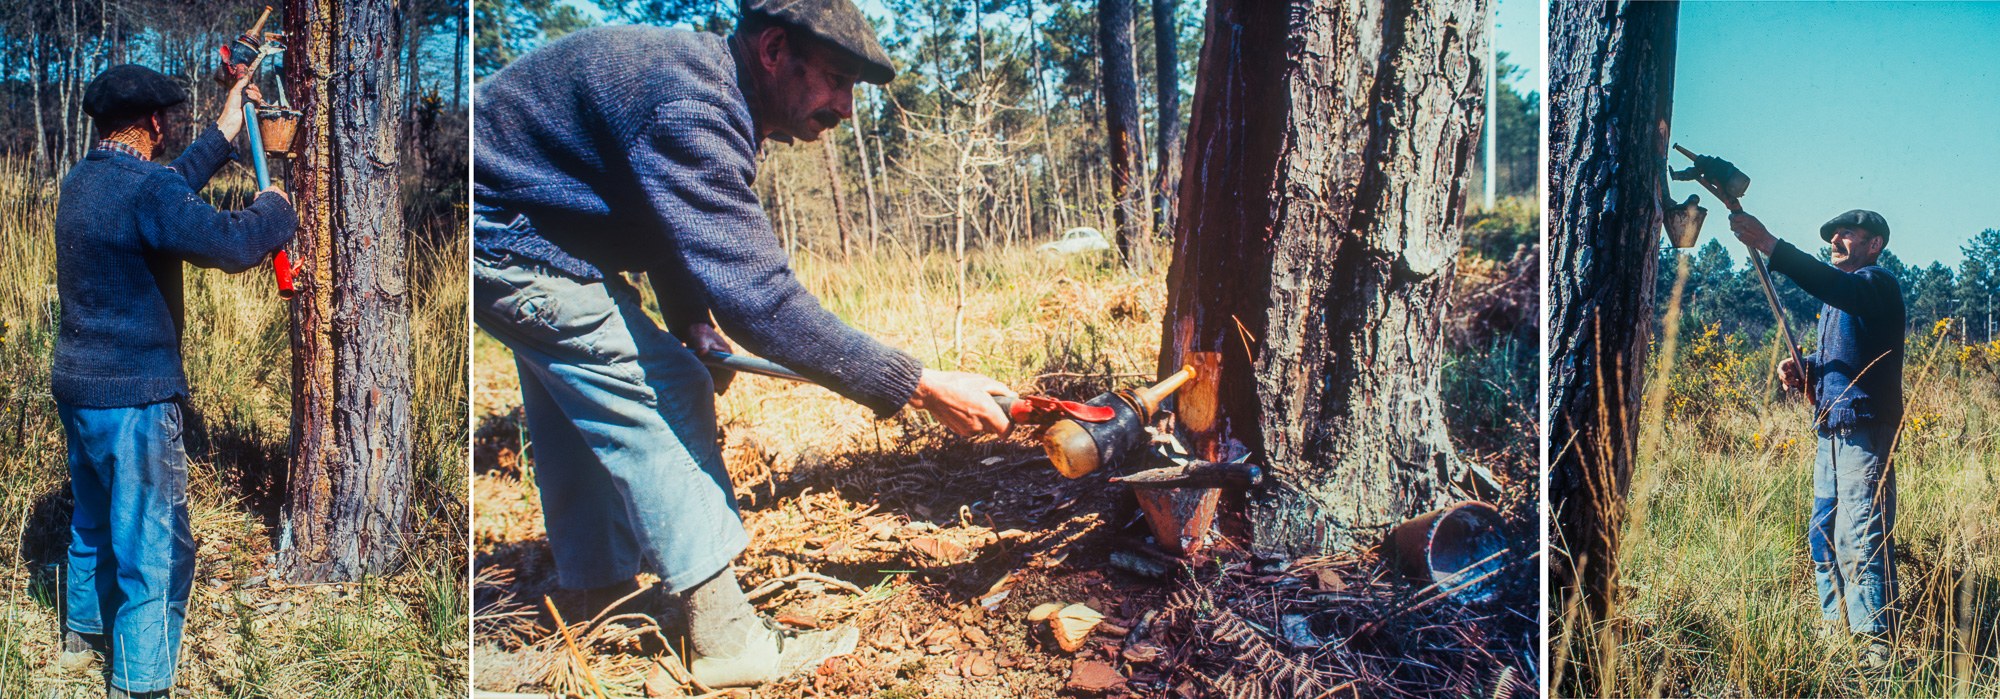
[1037,227,1113,255]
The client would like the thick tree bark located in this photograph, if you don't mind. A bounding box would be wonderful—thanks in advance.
[1545,0,1677,626]
[281,0,414,583]
[1099,0,1148,270]
[1161,0,1487,557]
[1151,0,1180,241]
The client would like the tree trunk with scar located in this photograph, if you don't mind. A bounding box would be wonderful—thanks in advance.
[1160,0,1488,557]
[281,0,413,582]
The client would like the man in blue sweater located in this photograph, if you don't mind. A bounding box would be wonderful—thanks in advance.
[474,0,1013,687]
[1731,209,1904,666]
[52,65,297,698]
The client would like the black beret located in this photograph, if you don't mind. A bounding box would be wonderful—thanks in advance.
[742,0,896,85]
[1819,209,1890,242]
[83,65,186,122]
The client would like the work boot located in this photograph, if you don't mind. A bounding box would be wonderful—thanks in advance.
[53,630,107,673]
[687,618,859,688]
[1858,635,1894,671]
[1812,618,1849,649]
[682,569,857,687]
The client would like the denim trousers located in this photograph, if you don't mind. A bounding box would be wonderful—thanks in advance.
[472,248,749,594]
[1809,421,1898,634]
[59,399,195,693]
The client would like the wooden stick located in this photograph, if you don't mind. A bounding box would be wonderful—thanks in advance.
[1112,460,1263,489]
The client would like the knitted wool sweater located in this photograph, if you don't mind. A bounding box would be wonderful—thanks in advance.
[1767,240,1905,429]
[473,25,921,417]
[52,125,297,408]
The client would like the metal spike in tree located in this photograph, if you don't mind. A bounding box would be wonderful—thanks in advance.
[1099,0,1148,270]
[1159,0,1491,557]
[1546,3,1677,689]
[281,0,414,583]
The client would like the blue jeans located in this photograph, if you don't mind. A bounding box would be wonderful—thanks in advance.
[472,248,748,594]
[59,399,195,693]
[1810,422,1897,634]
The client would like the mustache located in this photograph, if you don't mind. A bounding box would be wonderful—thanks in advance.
[810,109,843,129]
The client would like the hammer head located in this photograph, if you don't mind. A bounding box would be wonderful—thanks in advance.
[1670,150,1751,200]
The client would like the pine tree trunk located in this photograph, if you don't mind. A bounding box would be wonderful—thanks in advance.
[1151,0,1180,240]
[851,112,880,255]
[32,41,46,172]
[280,0,414,583]
[1546,0,1678,666]
[1099,0,1148,270]
[1160,0,1487,557]
[822,136,852,260]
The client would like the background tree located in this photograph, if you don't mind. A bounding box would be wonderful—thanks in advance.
[1098,0,1147,270]
[474,0,595,78]
[1546,1,1677,693]
[1150,0,1179,240]
[1469,52,1539,199]
[281,0,414,582]
[1159,0,1489,555]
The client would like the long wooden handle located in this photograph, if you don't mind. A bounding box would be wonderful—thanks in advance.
[1679,161,1815,405]
[699,351,1023,415]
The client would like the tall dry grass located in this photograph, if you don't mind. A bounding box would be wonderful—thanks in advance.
[1560,318,2000,697]
[0,155,467,698]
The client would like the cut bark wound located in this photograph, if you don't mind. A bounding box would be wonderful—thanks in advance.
[281,0,414,582]
[1161,0,1488,557]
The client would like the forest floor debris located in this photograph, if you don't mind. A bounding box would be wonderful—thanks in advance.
[472,245,1540,698]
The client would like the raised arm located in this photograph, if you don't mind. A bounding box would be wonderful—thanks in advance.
[165,125,239,193]
[137,169,297,273]
[1766,240,1901,319]
[633,99,922,417]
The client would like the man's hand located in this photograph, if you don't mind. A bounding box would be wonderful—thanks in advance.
[258,185,290,206]
[216,72,265,143]
[1778,356,1804,392]
[1729,212,1778,255]
[681,323,732,355]
[680,324,735,393]
[908,370,1013,437]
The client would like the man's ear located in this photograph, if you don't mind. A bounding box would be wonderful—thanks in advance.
[754,25,791,74]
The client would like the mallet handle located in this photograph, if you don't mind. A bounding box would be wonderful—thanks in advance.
[1686,173,1813,405]
[699,351,1023,416]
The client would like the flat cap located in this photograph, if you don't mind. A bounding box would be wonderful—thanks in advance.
[1819,209,1890,242]
[83,65,187,122]
[742,0,896,84]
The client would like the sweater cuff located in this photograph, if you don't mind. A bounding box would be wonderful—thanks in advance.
[849,350,923,419]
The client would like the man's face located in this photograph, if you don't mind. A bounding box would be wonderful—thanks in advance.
[1828,226,1885,271]
[753,28,859,142]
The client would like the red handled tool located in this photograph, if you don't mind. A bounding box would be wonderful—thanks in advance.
[701,350,1197,479]
[698,351,1114,425]
[219,6,294,299]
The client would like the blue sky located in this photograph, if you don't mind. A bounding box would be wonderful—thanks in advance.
[1493,0,1537,93]
[1672,1,2000,268]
